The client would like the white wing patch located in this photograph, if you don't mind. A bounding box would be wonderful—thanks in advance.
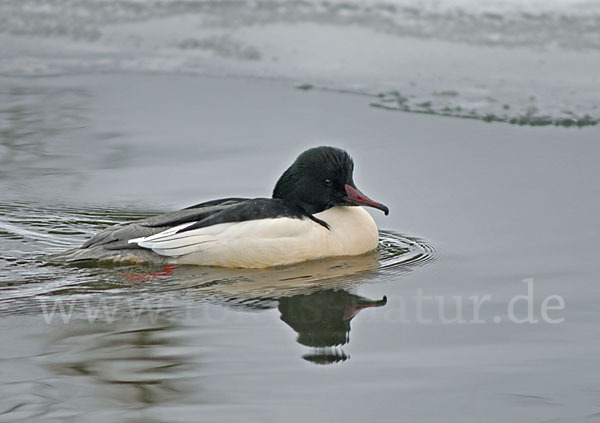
[128,217,315,262]
[128,221,195,244]
[129,221,218,257]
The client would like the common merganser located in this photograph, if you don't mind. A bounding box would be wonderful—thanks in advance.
[53,146,389,268]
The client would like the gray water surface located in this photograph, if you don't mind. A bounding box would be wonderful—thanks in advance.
[1,74,599,422]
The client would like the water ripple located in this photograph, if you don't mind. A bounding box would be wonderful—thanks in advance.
[0,202,437,315]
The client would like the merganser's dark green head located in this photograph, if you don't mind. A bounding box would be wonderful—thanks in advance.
[272,146,389,216]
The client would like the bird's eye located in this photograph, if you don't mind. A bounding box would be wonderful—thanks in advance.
[324,179,333,187]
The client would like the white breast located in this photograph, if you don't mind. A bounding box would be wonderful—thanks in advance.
[130,206,379,268]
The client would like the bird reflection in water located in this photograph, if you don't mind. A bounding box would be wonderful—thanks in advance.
[174,250,390,364]
[37,291,386,423]
[32,251,401,423]
[42,246,403,414]
[278,289,387,364]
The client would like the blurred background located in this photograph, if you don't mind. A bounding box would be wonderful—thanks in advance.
[1,1,600,422]
[2,0,599,126]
